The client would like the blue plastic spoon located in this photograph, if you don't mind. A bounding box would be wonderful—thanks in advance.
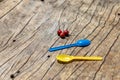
[49,39,91,52]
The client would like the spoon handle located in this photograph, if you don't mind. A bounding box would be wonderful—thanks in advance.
[49,44,76,52]
[74,56,102,61]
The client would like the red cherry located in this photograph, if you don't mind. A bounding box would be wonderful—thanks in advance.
[60,32,65,38]
[57,29,62,36]
[63,30,69,36]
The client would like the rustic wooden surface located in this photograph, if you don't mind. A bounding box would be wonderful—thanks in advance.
[0,0,120,80]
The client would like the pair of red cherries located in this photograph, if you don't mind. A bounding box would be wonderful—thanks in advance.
[57,29,69,38]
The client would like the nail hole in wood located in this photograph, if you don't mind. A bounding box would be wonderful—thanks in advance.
[41,0,44,2]
[16,70,20,73]
[10,74,15,79]
[47,55,50,58]
[13,40,16,42]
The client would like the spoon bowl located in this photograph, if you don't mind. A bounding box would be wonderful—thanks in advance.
[75,39,91,47]
[56,54,73,63]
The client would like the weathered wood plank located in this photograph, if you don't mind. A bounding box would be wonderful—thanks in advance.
[0,0,120,80]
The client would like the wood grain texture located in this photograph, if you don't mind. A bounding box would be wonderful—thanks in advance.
[0,0,120,80]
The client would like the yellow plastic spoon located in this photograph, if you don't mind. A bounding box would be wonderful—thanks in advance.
[56,54,102,63]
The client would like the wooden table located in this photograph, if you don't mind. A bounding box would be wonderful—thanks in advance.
[0,0,120,80]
